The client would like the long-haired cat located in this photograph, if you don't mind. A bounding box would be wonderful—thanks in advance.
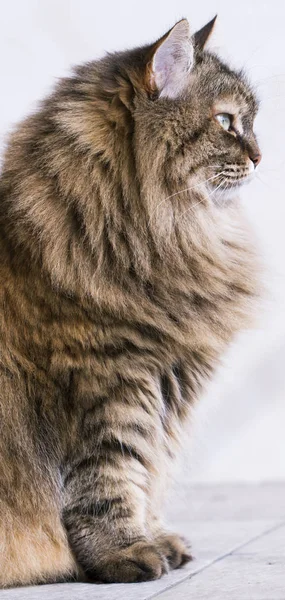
[0,16,261,586]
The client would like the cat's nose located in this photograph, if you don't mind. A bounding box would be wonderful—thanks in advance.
[249,151,262,168]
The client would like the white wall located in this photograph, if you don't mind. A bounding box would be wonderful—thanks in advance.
[1,0,284,482]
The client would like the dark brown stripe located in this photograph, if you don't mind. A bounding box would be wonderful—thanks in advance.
[99,439,148,468]
[64,496,131,519]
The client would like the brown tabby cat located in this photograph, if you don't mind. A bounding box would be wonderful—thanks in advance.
[0,16,261,587]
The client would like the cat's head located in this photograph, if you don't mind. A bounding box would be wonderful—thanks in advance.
[111,17,261,205]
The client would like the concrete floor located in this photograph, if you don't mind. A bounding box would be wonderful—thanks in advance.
[2,483,285,600]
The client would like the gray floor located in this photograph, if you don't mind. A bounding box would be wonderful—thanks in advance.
[2,483,285,600]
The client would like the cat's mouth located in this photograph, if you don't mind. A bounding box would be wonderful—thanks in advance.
[208,161,255,198]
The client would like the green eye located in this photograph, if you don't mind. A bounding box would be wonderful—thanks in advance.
[215,113,232,131]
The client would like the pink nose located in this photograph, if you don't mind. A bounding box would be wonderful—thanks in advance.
[250,152,262,168]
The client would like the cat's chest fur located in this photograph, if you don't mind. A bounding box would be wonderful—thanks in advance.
[0,196,258,422]
[46,204,257,406]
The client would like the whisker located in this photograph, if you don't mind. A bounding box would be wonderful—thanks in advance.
[208,179,225,197]
[215,179,229,207]
[177,177,226,222]
[148,171,226,224]
[258,163,285,173]
[176,196,206,222]
[159,173,221,203]
[206,165,224,170]
[255,173,274,189]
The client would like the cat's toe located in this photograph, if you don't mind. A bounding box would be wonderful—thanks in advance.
[155,533,192,570]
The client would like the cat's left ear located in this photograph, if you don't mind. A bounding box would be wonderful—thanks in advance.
[193,15,217,50]
[147,19,194,99]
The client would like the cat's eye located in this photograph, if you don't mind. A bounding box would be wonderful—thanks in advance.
[215,113,232,131]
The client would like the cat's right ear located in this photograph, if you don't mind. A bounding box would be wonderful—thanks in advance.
[193,16,217,50]
[146,19,194,99]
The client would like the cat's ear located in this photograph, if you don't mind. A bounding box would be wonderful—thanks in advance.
[193,15,217,50]
[147,19,194,99]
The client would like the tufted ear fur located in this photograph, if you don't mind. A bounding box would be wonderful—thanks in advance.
[147,19,194,99]
[193,15,217,50]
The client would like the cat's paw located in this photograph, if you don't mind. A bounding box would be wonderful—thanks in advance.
[85,540,168,583]
[84,535,192,583]
[155,532,192,570]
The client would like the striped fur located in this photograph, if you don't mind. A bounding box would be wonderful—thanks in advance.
[0,19,260,586]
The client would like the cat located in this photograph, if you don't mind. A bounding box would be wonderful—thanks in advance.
[0,16,261,587]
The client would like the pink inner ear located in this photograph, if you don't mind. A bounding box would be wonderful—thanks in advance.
[153,47,175,90]
[151,20,194,99]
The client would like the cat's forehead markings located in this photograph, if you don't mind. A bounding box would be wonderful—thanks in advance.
[212,98,247,117]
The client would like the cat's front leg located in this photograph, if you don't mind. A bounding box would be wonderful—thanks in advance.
[62,386,190,583]
[63,449,168,583]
